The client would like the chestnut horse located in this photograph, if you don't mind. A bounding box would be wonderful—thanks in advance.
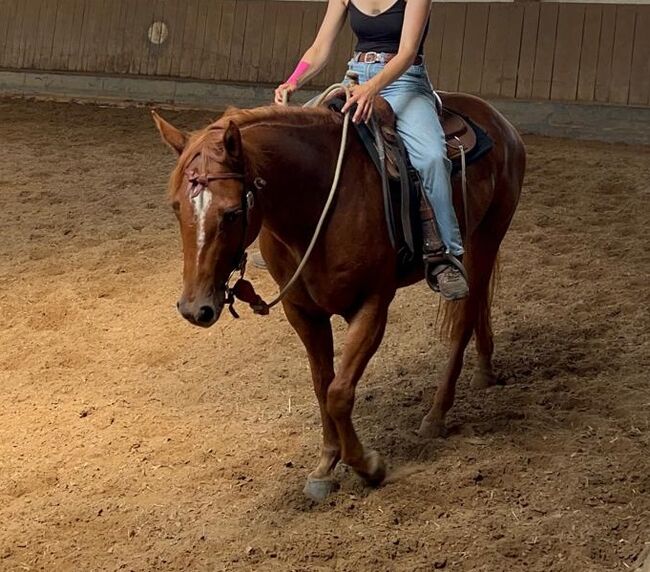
[153,93,525,500]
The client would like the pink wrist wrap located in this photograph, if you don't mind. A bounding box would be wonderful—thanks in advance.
[287,60,311,87]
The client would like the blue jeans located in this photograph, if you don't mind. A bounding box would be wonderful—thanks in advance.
[346,60,463,256]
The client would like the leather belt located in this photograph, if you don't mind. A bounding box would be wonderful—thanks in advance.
[353,51,424,66]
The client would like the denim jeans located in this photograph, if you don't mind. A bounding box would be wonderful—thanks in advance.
[346,60,463,256]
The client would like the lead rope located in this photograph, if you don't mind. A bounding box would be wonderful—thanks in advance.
[252,83,353,312]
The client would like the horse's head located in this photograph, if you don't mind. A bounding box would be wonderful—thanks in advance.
[153,111,262,327]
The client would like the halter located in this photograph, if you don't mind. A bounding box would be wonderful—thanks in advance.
[185,167,269,318]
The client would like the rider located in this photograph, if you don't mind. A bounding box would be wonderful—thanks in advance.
[274,0,468,300]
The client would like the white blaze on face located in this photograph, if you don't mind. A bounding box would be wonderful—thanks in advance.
[191,189,212,265]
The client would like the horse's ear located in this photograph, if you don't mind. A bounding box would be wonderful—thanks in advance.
[223,121,242,159]
[151,110,187,155]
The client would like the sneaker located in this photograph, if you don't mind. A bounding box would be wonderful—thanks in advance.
[437,265,469,300]
[250,250,267,270]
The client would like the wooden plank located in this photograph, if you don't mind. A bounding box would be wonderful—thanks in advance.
[214,0,236,80]
[481,4,509,97]
[189,0,211,79]
[269,0,290,84]
[84,0,112,73]
[178,0,202,78]
[144,0,166,76]
[515,2,540,99]
[114,0,139,74]
[438,3,466,92]
[550,3,585,101]
[576,5,602,102]
[5,0,28,68]
[65,0,87,72]
[18,0,43,69]
[107,0,128,74]
[240,0,266,83]
[424,2,447,89]
[227,0,249,81]
[198,0,223,80]
[257,0,278,84]
[50,0,77,71]
[35,0,59,71]
[531,2,559,100]
[609,5,636,104]
[594,4,616,103]
[155,0,188,77]
[500,3,524,98]
[458,3,488,95]
[628,6,650,106]
[0,0,16,67]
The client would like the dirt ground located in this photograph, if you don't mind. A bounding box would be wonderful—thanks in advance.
[0,98,648,572]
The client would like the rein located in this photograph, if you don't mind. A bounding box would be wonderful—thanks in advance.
[187,82,353,318]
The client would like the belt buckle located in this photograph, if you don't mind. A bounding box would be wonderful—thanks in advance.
[364,51,378,64]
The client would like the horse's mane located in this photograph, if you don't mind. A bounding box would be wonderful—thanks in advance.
[168,105,341,199]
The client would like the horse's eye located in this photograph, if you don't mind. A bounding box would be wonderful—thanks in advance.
[222,209,242,223]
[171,201,180,212]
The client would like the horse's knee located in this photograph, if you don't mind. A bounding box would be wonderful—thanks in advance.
[326,379,354,419]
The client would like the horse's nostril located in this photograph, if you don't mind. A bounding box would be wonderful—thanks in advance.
[197,305,215,324]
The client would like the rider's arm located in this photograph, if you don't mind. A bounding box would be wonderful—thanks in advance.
[285,0,348,88]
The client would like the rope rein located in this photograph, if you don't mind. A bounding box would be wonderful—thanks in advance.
[263,83,353,310]
[225,82,354,316]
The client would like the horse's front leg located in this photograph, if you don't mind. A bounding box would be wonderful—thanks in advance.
[282,301,340,501]
[327,296,390,487]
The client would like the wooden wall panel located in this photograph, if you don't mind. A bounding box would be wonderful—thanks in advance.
[577,5,602,102]
[515,3,539,99]
[628,6,650,105]
[609,5,636,104]
[458,3,488,95]
[550,3,585,101]
[531,3,559,99]
[0,1,647,108]
[438,3,466,92]
[594,4,616,103]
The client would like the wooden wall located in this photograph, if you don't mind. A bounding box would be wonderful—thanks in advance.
[0,0,648,106]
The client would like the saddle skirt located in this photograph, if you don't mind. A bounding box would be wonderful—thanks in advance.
[328,95,493,272]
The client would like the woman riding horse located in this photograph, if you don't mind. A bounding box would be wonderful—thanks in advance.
[274,0,468,301]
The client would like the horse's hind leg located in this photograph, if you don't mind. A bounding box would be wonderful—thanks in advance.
[469,230,501,389]
[418,223,502,437]
[283,301,340,501]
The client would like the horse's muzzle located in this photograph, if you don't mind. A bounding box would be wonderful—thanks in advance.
[177,291,224,328]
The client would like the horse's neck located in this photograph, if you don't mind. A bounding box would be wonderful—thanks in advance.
[246,122,343,248]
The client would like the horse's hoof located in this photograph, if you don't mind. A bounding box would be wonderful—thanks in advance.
[303,477,338,502]
[418,416,447,438]
[361,450,386,487]
[471,368,497,389]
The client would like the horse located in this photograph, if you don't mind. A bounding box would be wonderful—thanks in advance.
[152,91,525,500]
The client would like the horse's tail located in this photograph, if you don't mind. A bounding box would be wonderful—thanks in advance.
[438,251,500,342]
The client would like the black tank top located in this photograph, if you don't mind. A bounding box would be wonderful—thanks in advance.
[348,0,429,56]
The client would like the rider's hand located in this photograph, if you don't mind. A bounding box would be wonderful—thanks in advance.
[341,82,378,124]
[274,82,298,105]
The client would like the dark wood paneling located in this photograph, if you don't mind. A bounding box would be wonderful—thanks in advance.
[629,6,650,106]
[609,5,636,104]
[595,4,616,103]
[531,3,559,100]
[458,3,489,95]
[577,5,602,102]
[550,3,585,101]
[438,3,466,92]
[515,2,540,99]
